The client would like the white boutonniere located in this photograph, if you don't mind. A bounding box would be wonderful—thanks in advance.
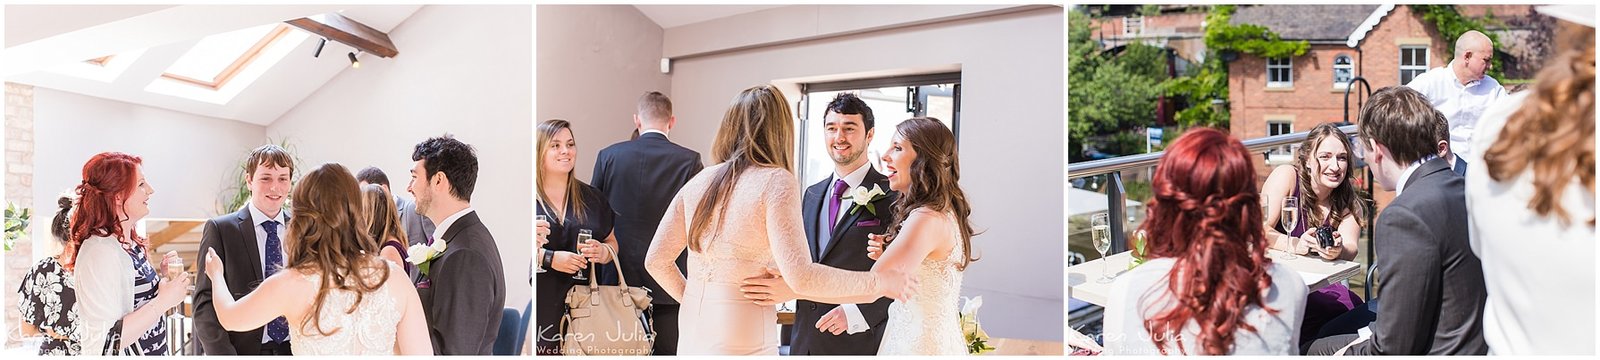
[406,239,448,278]
[841,184,889,216]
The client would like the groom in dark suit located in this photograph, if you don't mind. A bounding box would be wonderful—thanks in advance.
[194,145,297,355]
[746,93,895,355]
[408,135,507,355]
[1305,86,1487,355]
[592,91,703,355]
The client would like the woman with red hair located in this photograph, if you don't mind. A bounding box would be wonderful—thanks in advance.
[1103,128,1307,355]
[67,152,190,355]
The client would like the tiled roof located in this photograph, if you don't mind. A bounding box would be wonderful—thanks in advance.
[1231,5,1382,42]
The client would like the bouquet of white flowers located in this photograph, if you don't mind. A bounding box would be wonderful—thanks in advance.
[960,296,997,355]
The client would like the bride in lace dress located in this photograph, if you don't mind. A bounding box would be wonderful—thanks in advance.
[645,85,918,355]
[202,163,431,355]
[864,117,978,355]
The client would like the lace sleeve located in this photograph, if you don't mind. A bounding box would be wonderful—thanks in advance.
[763,172,880,301]
[645,188,690,302]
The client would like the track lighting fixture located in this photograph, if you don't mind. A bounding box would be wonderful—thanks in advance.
[348,51,361,69]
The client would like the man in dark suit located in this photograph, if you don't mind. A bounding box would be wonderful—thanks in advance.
[408,135,507,355]
[356,166,437,248]
[591,91,703,355]
[743,93,894,354]
[194,145,297,355]
[1307,86,1488,355]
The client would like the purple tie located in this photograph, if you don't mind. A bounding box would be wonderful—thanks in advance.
[822,179,849,253]
[263,220,288,344]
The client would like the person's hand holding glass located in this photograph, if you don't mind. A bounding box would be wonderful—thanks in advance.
[572,229,593,281]
[535,214,549,273]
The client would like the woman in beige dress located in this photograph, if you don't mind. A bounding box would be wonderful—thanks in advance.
[645,85,917,355]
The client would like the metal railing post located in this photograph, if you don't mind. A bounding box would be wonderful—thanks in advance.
[1107,172,1128,254]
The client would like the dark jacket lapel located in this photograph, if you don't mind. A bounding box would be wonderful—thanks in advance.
[441,211,480,244]
[803,178,827,261]
[820,168,890,260]
[1405,157,1455,190]
[234,208,264,280]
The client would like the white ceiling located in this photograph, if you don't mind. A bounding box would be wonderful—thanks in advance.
[633,5,786,29]
[3,5,422,126]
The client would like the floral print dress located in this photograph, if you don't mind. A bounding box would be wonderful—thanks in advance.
[16,256,82,355]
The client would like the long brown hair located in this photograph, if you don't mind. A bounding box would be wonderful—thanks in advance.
[688,84,796,252]
[1483,21,1595,228]
[285,163,390,336]
[1138,128,1274,355]
[536,119,590,225]
[1294,122,1368,228]
[65,152,146,271]
[882,117,978,270]
[360,184,404,247]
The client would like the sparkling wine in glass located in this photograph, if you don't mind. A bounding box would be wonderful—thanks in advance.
[573,229,592,281]
[1090,213,1114,284]
[535,215,548,274]
[1279,196,1300,259]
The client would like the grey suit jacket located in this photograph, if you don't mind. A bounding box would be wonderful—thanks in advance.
[1348,157,1488,355]
[192,207,281,355]
[396,195,436,247]
[419,211,506,355]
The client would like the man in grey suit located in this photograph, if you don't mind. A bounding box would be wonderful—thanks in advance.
[407,135,507,355]
[1307,86,1488,355]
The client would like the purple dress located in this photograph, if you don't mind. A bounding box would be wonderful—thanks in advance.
[1282,183,1364,344]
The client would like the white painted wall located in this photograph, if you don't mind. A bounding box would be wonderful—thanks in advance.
[535,5,670,184]
[267,5,533,307]
[665,7,1065,342]
[30,87,267,253]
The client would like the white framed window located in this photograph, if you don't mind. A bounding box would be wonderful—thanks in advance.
[1333,54,1354,89]
[1266,120,1296,164]
[1267,57,1292,88]
[1400,46,1429,85]
[1122,16,1143,36]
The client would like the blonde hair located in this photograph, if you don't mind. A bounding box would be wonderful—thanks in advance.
[1483,22,1595,228]
[688,85,796,251]
[360,184,404,246]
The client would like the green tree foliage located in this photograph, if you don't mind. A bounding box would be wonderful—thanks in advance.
[1069,9,1167,158]
[1411,5,1505,80]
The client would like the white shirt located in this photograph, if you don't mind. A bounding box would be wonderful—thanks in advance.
[816,162,875,333]
[1464,91,1595,354]
[1103,258,1307,355]
[246,203,288,344]
[432,207,476,242]
[1405,62,1508,161]
[639,129,668,138]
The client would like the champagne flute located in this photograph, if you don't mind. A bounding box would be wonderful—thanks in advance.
[1279,196,1300,260]
[1090,213,1114,284]
[573,229,592,281]
[535,214,548,274]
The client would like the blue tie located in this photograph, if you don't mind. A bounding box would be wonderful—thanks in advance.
[263,220,289,343]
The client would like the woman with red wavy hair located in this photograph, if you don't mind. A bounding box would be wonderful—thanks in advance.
[1103,128,1307,355]
[67,152,190,355]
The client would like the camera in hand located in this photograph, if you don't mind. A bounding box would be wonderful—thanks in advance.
[1315,225,1336,249]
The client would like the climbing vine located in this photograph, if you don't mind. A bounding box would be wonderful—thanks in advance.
[1161,5,1309,130]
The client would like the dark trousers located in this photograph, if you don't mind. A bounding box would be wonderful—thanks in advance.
[650,304,679,355]
[259,341,294,355]
[1303,301,1378,355]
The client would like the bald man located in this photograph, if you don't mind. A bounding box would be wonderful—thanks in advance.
[1405,30,1507,176]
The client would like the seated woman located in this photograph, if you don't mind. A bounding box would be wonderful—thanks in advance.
[1259,122,1367,347]
[1103,128,1308,355]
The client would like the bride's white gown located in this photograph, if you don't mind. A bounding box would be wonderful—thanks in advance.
[289,270,402,355]
[878,211,966,355]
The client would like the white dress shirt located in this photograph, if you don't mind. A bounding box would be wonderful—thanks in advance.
[1405,62,1508,161]
[246,202,288,344]
[816,163,874,334]
[1464,91,1595,354]
[433,207,476,242]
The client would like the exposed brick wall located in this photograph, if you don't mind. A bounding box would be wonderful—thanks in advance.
[5,82,36,348]
[1228,6,1451,211]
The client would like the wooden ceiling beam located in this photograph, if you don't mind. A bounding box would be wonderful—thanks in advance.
[285,12,399,58]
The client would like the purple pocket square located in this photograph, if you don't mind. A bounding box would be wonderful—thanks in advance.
[855,219,881,227]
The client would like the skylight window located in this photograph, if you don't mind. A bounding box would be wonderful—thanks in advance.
[146,23,309,104]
